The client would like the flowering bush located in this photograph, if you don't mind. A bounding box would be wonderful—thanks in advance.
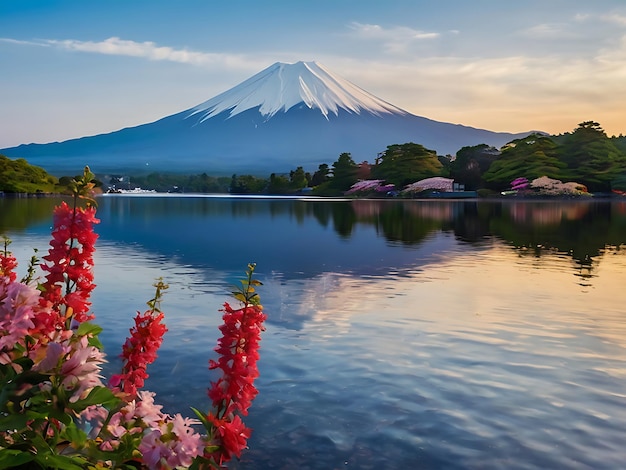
[402,177,454,194]
[345,179,395,195]
[0,167,266,469]
[510,177,530,191]
[506,176,589,196]
[529,176,589,196]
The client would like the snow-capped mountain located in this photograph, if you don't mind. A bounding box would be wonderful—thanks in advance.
[188,61,407,122]
[0,61,531,176]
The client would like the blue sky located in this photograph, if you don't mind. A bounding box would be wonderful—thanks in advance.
[1,0,625,148]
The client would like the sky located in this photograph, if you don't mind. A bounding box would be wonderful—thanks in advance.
[1,0,625,149]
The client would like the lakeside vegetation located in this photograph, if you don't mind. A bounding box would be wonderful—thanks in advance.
[2,121,626,196]
[0,155,105,195]
[0,155,60,194]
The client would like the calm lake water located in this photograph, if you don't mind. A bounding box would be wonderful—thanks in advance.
[2,195,626,469]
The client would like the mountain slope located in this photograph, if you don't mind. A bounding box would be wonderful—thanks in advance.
[1,61,531,175]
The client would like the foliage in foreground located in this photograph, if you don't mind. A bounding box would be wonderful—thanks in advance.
[0,167,266,468]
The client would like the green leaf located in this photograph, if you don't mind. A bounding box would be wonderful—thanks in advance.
[35,452,88,470]
[12,356,35,370]
[75,321,103,337]
[0,413,30,431]
[49,406,72,425]
[62,420,87,449]
[86,335,104,350]
[0,449,35,468]
[190,406,212,432]
[69,386,119,412]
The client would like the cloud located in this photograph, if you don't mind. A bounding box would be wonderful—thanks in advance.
[1,36,256,70]
[520,23,573,38]
[331,39,626,136]
[601,13,626,26]
[347,22,439,53]
[0,37,49,46]
[349,22,439,40]
[44,37,229,66]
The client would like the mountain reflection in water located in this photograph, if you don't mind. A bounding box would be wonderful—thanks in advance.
[92,195,626,271]
[1,195,626,469]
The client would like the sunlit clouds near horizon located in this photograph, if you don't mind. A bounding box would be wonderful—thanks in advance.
[1,1,625,148]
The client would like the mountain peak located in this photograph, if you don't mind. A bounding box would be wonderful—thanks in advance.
[187,60,407,123]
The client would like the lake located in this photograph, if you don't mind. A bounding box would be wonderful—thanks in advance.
[2,195,626,469]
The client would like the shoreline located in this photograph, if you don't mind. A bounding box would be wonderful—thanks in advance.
[2,189,624,201]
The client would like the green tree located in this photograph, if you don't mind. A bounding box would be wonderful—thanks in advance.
[289,166,308,191]
[310,163,331,186]
[560,121,626,192]
[612,134,626,154]
[450,144,500,190]
[328,152,359,192]
[371,142,442,187]
[267,173,291,194]
[483,134,566,189]
[229,174,267,194]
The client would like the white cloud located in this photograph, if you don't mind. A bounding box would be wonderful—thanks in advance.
[597,33,626,63]
[347,22,439,54]
[601,13,626,26]
[520,23,572,38]
[44,37,229,66]
[2,36,257,70]
[0,37,49,47]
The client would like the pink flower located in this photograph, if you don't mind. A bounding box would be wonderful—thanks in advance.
[0,280,38,354]
[32,341,67,372]
[134,391,166,427]
[138,428,168,468]
[164,414,204,468]
[59,335,106,401]
[345,179,385,195]
[136,408,203,469]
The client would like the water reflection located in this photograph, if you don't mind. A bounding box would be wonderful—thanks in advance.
[2,196,626,284]
[0,196,62,232]
[100,197,626,279]
[2,196,626,469]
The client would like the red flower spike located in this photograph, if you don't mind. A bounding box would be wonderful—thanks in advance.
[0,249,18,283]
[39,201,99,329]
[205,299,266,465]
[112,309,168,400]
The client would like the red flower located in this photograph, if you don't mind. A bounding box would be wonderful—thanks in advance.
[207,413,252,464]
[208,303,266,416]
[205,300,266,465]
[39,201,99,328]
[0,244,17,283]
[111,309,168,399]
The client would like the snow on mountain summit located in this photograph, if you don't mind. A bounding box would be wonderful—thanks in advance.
[187,61,407,123]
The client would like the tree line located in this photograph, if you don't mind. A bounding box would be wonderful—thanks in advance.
[223,121,626,195]
[2,121,625,195]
